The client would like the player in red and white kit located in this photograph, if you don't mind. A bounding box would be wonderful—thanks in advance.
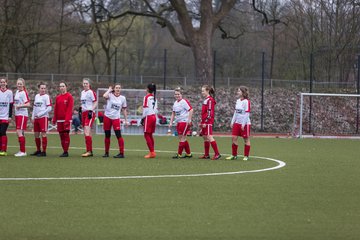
[168,87,193,159]
[102,84,129,158]
[80,78,97,157]
[52,82,74,157]
[226,86,251,161]
[142,83,157,158]
[0,78,13,156]
[30,83,52,157]
[14,78,31,157]
[199,85,221,160]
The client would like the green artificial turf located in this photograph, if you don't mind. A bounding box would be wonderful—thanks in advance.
[0,133,359,240]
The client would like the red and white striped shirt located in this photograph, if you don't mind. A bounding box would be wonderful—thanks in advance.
[32,93,52,119]
[231,98,251,125]
[80,89,97,111]
[172,98,192,123]
[104,93,127,120]
[201,96,216,125]
[0,88,13,120]
[142,93,157,117]
[14,89,30,117]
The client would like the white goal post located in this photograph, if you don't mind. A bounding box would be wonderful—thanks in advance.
[297,92,360,138]
[94,88,176,135]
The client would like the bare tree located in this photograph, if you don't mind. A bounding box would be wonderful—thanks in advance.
[104,0,242,84]
[286,0,360,82]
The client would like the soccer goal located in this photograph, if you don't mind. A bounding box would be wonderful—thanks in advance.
[295,92,360,138]
[95,88,175,135]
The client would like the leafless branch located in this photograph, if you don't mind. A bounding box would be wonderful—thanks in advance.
[218,25,244,39]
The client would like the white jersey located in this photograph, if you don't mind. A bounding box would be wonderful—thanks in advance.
[81,89,97,111]
[231,98,251,125]
[14,90,30,117]
[32,93,52,119]
[172,98,192,123]
[142,94,158,117]
[104,93,127,120]
[0,88,13,120]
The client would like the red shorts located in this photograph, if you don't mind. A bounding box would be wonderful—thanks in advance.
[57,121,71,132]
[0,119,9,124]
[232,123,251,138]
[201,124,213,136]
[143,114,156,134]
[33,117,48,132]
[15,116,28,130]
[103,116,121,131]
[177,122,191,136]
[82,111,95,127]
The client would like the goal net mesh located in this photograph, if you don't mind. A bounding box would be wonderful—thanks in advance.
[295,93,360,138]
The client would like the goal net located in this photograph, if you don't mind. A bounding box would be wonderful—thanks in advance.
[95,88,175,135]
[294,93,360,138]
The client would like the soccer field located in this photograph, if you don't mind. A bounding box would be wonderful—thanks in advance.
[0,134,359,240]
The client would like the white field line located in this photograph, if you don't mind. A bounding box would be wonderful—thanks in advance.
[0,146,286,181]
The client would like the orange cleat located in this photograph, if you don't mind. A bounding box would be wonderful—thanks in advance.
[211,154,222,160]
[144,152,156,158]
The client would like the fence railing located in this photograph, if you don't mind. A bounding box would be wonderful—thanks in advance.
[0,72,358,91]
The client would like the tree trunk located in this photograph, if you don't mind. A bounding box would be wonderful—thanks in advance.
[191,36,213,84]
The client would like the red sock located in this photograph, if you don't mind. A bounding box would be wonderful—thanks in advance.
[19,136,26,152]
[118,137,124,154]
[1,136,7,151]
[85,136,92,152]
[59,133,65,151]
[178,142,185,155]
[144,133,154,152]
[150,134,154,151]
[63,132,70,152]
[35,138,41,151]
[210,141,220,155]
[232,143,238,156]
[184,141,191,154]
[244,144,251,157]
[204,141,210,156]
[0,136,2,151]
[42,137,47,152]
[104,137,110,153]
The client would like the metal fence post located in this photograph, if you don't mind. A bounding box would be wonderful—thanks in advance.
[163,49,167,89]
[261,51,265,131]
[309,53,314,133]
[356,55,360,134]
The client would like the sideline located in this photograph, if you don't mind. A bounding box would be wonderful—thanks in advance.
[0,146,286,181]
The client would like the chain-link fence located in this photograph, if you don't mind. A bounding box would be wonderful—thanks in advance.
[2,48,359,92]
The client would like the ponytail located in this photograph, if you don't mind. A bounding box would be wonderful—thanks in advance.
[202,85,215,97]
[147,83,157,109]
[239,86,249,99]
